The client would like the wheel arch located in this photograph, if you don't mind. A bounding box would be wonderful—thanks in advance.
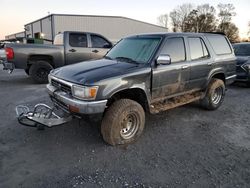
[27,55,55,68]
[207,69,226,86]
[106,87,150,112]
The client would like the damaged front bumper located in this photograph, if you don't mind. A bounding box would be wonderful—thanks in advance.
[47,84,107,115]
[16,104,72,128]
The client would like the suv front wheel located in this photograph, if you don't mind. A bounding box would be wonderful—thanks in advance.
[200,78,225,110]
[101,99,145,146]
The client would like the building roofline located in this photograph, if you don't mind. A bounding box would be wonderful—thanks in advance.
[24,13,167,30]
[5,31,25,37]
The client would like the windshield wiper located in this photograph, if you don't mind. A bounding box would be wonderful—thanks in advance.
[114,56,138,64]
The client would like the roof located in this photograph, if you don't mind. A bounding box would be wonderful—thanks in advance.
[24,14,166,30]
[125,32,224,38]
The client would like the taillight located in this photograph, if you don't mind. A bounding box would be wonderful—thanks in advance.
[5,47,14,60]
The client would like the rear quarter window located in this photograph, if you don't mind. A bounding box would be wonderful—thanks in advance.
[206,35,232,55]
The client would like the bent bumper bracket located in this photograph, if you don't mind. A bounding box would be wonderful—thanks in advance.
[16,103,72,128]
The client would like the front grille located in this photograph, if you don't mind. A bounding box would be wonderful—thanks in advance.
[51,79,72,95]
[50,96,69,113]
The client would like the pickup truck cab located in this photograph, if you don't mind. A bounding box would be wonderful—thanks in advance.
[3,31,112,83]
[47,32,236,146]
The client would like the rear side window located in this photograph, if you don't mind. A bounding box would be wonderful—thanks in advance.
[69,33,87,47]
[188,37,209,60]
[160,38,186,63]
[206,35,232,55]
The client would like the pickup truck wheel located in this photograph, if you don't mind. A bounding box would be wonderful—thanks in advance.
[101,99,145,146]
[29,61,53,84]
[200,78,225,110]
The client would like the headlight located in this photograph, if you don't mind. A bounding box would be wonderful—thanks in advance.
[72,85,99,100]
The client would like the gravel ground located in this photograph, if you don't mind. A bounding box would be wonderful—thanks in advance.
[0,65,250,188]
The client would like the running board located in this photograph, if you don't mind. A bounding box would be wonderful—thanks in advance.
[150,91,203,114]
[16,104,72,128]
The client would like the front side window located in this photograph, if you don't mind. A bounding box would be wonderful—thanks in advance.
[188,37,209,60]
[160,38,186,63]
[106,37,161,64]
[69,33,87,47]
[91,35,111,48]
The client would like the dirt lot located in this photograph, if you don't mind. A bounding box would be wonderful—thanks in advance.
[0,65,250,188]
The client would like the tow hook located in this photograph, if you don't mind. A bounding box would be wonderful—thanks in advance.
[15,103,72,128]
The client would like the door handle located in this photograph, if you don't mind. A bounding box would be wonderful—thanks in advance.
[69,49,76,52]
[181,65,189,69]
[207,62,213,66]
[92,49,99,53]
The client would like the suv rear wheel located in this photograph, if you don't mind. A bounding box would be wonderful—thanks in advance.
[101,99,145,146]
[200,78,225,110]
[29,60,53,84]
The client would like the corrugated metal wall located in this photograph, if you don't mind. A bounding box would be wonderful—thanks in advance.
[54,15,167,42]
[32,21,41,34]
[25,24,32,37]
[41,16,53,42]
[21,15,167,43]
[15,32,25,38]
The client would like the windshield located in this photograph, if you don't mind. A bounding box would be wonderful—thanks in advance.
[233,44,250,56]
[106,37,161,63]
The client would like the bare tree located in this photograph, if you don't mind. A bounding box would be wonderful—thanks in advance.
[217,3,236,24]
[157,14,168,30]
[183,4,217,32]
[248,21,250,35]
[217,22,239,42]
[169,3,193,32]
[217,3,239,42]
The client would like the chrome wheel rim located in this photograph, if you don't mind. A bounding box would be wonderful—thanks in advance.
[120,113,139,140]
[212,87,223,105]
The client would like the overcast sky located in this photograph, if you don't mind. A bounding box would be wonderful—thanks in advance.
[0,0,249,40]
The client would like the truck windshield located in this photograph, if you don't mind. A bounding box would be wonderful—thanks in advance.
[233,44,250,56]
[106,37,161,63]
[54,33,64,45]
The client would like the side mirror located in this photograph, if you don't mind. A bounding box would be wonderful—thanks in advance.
[156,55,171,65]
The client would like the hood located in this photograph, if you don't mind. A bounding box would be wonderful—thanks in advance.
[235,56,250,66]
[51,59,144,85]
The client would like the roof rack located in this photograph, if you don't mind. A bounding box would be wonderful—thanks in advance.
[202,32,226,35]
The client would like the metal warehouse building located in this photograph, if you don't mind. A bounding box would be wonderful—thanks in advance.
[20,14,167,43]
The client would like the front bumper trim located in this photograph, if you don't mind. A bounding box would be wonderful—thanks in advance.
[47,84,107,114]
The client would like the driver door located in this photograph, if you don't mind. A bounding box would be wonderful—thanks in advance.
[152,37,190,100]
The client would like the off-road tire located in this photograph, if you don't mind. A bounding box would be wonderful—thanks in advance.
[29,61,53,84]
[101,99,145,146]
[200,78,225,110]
